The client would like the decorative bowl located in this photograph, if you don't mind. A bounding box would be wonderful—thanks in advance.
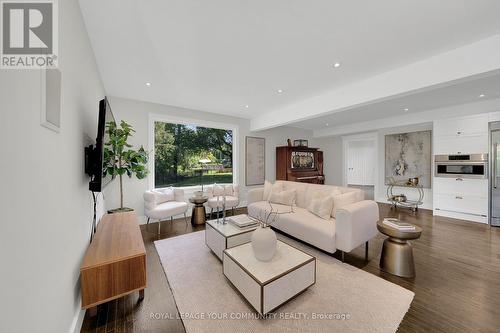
[392,194,407,203]
[408,177,419,186]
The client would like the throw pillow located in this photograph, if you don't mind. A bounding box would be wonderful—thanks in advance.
[331,191,359,218]
[268,182,284,200]
[223,185,234,196]
[307,194,334,220]
[269,189,296,206]
[153,188,174,204]
[212,184,225,196]
[307,188,341,207]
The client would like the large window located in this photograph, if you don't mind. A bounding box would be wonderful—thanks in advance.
[154,121,233,188]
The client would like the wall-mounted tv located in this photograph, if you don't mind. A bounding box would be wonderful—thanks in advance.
[85,97,116,192]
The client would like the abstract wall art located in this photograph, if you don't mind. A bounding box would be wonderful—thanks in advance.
[245,136,265,186]
[385,130,432,188]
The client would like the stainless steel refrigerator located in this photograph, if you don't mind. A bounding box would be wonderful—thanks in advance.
[490,122,500,226]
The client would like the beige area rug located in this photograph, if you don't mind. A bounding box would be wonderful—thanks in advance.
[154,231,414,333]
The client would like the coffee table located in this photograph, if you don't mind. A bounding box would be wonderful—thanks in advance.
[223,241,316,315]
[377,220,422,278]
[205,215,258,260]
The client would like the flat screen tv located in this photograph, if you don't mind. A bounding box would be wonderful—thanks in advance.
[85,97,116,192]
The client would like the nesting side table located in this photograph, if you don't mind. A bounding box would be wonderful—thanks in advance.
[223,241,316,314]
[205,216,257,260]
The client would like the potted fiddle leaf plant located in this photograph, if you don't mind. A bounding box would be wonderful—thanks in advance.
[103,120,148,213]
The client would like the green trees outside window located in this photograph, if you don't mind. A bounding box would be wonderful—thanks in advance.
[154,122,233,187]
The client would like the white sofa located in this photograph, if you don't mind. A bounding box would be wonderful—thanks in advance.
[247,181,379,260]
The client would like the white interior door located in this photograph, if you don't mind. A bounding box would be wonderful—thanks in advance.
[346,140,375,186]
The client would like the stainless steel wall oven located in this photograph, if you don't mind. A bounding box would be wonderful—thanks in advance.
[434,154,488,179]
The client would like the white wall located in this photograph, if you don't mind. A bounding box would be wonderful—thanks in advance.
[105,97,319,221]
[0,1,106,332]
[316,136,343,186]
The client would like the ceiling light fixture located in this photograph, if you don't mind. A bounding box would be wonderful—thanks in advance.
[404,108,409,112]
[326,123,329,127]
[479,94,485,98]
[245,105,249,108]
[145,82,151,87]
[277,89,284,94]
[333,62,341,68]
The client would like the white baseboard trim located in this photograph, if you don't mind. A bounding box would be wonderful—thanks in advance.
[69,294,85,333]
[433,209,488,224]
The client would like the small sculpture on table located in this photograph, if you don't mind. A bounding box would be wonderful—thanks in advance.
[216,195,227,224]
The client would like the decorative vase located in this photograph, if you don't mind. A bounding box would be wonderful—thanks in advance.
[251,226,277,261]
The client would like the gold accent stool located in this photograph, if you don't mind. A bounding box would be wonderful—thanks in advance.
[189,196,208,226]
[377,220,422,278]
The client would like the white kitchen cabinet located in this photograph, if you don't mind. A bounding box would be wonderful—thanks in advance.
[433,114,489,155]
[433,178,488,196]
[433,113,490,224]
[434,193,488,217]
[434,114,488,137]
[433,177,488,220]
[433,133,488,155]
[433,177,489,223]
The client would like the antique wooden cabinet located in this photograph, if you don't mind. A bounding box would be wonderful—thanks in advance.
[276,146,325,184]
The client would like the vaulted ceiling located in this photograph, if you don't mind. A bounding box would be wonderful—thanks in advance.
[80,0,500,133]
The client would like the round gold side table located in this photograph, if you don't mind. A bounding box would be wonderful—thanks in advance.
[377,220,422,278]
[189,196,208,226]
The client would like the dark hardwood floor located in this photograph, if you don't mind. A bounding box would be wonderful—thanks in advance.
[81,204,500,333]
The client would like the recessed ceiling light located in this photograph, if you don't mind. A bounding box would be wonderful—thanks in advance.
[326,123,329,127]
[479,94,485,98]
[333,62,341,68]
[277,89,284,94]
[145,82,151,87]
[245,105,249,108]
[404,108,409,112]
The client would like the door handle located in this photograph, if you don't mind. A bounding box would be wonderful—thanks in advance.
[456,178,463,181]
[455,196,463,200]
[494,143,498,189]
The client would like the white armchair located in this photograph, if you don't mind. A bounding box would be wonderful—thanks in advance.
[205,184,239,217]
[144,187,188,234]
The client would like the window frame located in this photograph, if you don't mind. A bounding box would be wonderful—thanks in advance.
[148,113,239,191]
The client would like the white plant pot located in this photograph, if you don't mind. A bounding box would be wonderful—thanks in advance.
[251,226,277,261]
